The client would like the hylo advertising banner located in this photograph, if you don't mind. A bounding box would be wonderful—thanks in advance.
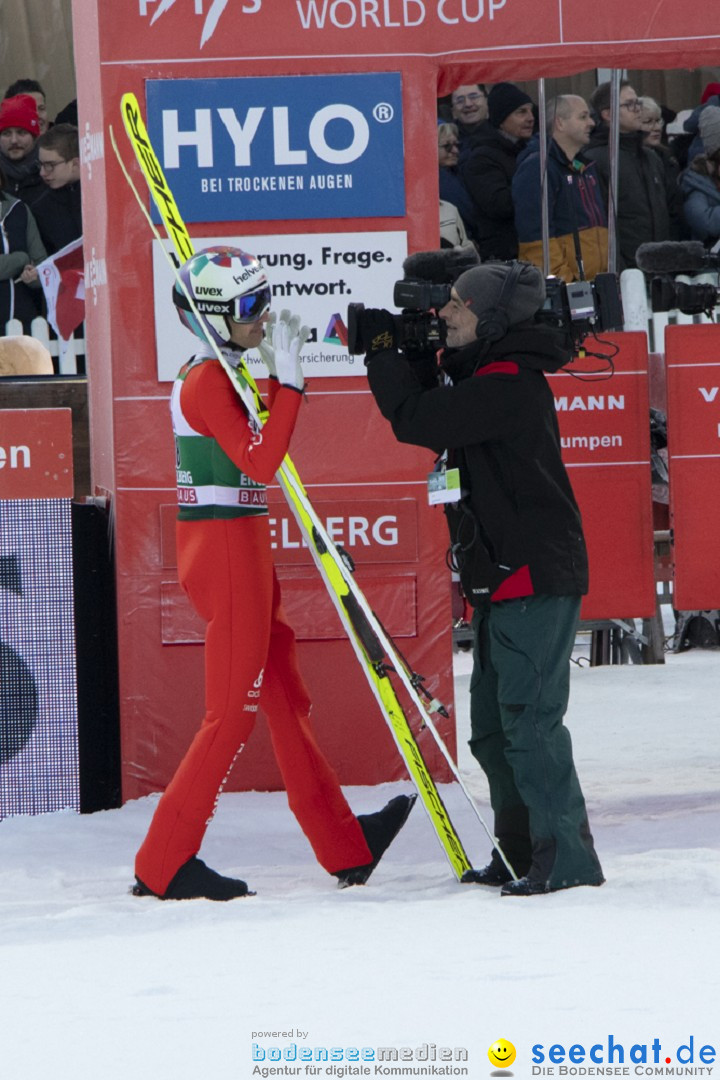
[146,73,405,224]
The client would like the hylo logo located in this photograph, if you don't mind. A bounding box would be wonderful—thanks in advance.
[161,104,372,169]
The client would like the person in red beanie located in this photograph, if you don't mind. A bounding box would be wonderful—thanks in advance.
[4,79,49,135]
[0,94,44,209]
[701,82,720,106]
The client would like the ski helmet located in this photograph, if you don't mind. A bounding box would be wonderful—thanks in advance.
[173,245,272,346]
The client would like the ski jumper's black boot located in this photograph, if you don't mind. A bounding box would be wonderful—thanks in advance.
[335,793,417,888]
[133,856,253,901]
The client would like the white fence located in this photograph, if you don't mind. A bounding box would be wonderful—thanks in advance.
[2,317,86,375]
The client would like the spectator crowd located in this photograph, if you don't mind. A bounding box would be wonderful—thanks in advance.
[4,70,720,352]
[0,77,81,352]
[437,76,720,278]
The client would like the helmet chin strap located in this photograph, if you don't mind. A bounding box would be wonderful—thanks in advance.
[222,315,249,357]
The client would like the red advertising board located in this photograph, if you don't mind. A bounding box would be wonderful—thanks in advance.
[0,410,73,500]
[665,325,720,610]
[157,496,422,644]
[96,1,720,78]
[547,333,656,620]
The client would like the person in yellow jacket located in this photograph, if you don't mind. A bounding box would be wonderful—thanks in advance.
[512,95,608,282]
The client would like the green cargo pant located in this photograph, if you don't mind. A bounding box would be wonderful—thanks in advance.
[469,595,603,890]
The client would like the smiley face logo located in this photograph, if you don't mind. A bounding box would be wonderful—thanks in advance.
[488,1039,516,1070]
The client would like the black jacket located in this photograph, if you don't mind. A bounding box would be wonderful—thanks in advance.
[458,126,528,260]
[583,127,674,269]
[366,325,588,604]
[0,190,47,329]
[31,182,82,254]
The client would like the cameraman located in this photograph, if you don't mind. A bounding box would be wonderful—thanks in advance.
[362,261,604,896]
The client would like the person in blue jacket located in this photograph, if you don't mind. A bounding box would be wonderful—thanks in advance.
[512,95,608,282]
[679,106,720,246]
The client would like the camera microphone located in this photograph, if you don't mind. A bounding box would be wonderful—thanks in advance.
[635,241,720,275]
[402,244,480,285]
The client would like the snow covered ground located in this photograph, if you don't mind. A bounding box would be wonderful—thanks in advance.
[2,642,719,1080]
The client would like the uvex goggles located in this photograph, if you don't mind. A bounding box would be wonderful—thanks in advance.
[229,286,272,323]
[182,285,272,323]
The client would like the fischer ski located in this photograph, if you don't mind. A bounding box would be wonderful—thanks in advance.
[111,92,515,883]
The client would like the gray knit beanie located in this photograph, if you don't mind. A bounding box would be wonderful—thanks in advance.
[454,261,546,328]
[700,105,720,157]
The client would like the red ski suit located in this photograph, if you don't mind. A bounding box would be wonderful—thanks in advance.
[135,357,372,894]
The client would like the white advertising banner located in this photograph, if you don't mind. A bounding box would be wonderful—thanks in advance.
[152,230,408,382]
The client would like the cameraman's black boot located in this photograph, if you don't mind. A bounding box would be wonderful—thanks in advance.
[461,851,514,887]
[460,806,532,886]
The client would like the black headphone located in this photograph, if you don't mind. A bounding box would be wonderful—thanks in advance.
[473,260,526,344]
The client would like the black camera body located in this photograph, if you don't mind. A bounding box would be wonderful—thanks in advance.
[347,245,482,357]
[539,273,624,342]
[347,278,450,358]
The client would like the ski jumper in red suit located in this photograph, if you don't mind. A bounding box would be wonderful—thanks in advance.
[135,349,373,894]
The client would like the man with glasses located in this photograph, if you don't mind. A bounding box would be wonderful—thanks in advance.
[585,80,676,269]
[450,84,489,144]
[0,93,44,210]
[132,245,415,901]
[31,125,82,256]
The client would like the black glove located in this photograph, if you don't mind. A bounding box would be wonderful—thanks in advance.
[360,308,398,360]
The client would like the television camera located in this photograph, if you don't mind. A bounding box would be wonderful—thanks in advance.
[347,246,623,358]
[636,241,720,317]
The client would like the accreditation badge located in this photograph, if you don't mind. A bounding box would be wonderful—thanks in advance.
[427,467,462,505]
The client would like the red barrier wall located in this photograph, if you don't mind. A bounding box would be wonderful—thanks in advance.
[548,332,656,620]
[665,325,720,611]
[72,23,456,801]
[71,1,696,802]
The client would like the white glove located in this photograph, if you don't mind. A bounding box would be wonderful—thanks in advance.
[269,309,310,391]
[257,311,278,378]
